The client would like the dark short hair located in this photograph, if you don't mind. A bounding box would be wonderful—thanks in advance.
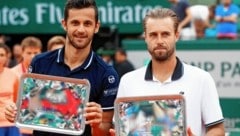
[143,8,179,33]
[0,43,10,55]
[64,0,98,22]
[116,48,127,56]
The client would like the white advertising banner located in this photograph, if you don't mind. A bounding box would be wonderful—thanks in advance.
[127,50,240,98]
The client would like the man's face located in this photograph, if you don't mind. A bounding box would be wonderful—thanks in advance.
[22,47,41,66]
[0,48,8,67]
[144,17,179,62]
[62,8,100,50]
[0,35,5,44]
[168,0,177,3]
[114,51,122,63]
[222,0,231,5]
[13,44,22,58]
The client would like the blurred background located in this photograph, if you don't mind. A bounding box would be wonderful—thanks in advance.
[1,0,240,135]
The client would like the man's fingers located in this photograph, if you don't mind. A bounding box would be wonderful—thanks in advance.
[84,102,103,118]
[109,129,115,136]
[86,102,101,108]
[85,106,102,113]
[84,102,103,127]
[187,127,195,136]
[85,117,101,125]
[85,112,101,118]
[84,109,102,124]
[5,111,16,122]
[4,104,17,122]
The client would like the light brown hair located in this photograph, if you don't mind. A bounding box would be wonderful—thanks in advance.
[143,8,179,33]
[0,43,10,55]
[21,36,42,51]
[47,36,65,51]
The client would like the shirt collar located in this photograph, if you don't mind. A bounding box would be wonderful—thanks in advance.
[56,47,94,70]
[144,57,184,81]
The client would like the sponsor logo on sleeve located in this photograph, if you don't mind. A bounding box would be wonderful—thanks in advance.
[108,75,115,84]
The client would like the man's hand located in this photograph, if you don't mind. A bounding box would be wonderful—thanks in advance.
[187,128,195,136]
[206,123,225,136]
[5,103,17,122]
[109,128,115,136]
[84,102,103,128]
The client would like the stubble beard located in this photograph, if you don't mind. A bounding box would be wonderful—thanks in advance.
[67,33,91,50]
[149,47,175,62]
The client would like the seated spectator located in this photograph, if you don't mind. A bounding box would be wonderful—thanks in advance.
[205,5,218,38]
[183,5,209,39]
[0,34,6,44]
[182,5,216,39]
[114,48,134,78]
[8,43,23,68]
[47,35,65,51]
[97,47,114,66]
[215,0,239,39]
[168,0,192,40]
[5,45,13,68]
[193,18,207,39]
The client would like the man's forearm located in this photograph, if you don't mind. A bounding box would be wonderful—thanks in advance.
[206,123,225,136]
[222,15,237,22]
[91,122,113,136]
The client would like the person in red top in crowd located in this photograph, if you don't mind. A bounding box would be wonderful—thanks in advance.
[0,44,20,136]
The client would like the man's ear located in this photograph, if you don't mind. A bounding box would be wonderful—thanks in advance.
[61,19,67,31]
[94,20,100,34]
[175,31,180,42]
[143,32,147,42]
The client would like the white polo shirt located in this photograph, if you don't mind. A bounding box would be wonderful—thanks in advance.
[117,58,224,136]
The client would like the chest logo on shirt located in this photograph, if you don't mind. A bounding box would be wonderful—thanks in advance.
[108,75,115,84]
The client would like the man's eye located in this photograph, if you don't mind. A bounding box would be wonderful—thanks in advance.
[149,33,157,37]
[84,21,92,26]
[71,21,79,26]
[162,33,169,37]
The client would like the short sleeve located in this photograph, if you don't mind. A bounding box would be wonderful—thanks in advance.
[98,67,119,111]
[201,72,224,127]
[116,74,128,98]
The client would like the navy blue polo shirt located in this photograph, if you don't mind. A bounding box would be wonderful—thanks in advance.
[29,48,119,136]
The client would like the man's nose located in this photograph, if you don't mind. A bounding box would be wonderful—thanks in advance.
[156,35,164,43]
[77,24,85,32]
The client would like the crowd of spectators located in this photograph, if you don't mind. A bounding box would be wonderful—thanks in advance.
[169,0,239,40]
[0,0,239,136]
[0,35,67,136]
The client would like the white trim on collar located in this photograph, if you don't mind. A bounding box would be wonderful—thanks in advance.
[57,48,62,63]
[84,51,93,70]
